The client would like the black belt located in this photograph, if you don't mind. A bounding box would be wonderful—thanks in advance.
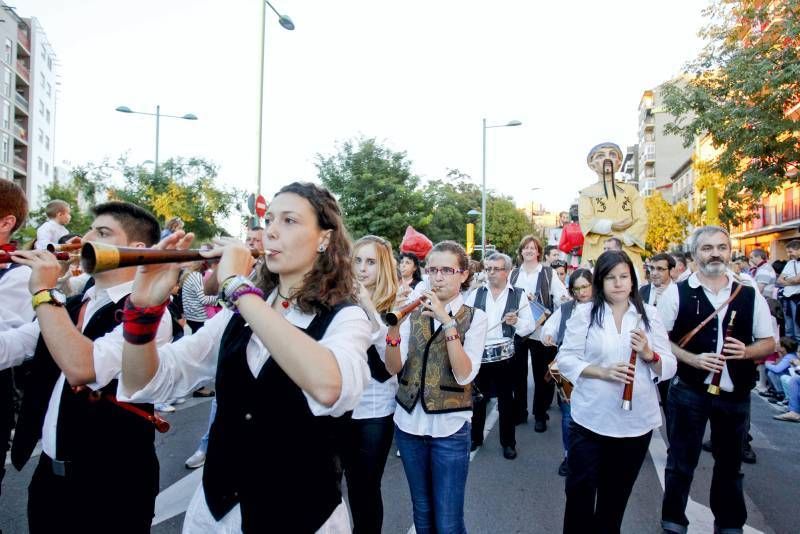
[672,375,749,401]
[41,453,74,478]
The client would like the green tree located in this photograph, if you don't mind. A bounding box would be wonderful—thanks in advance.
[644,195,690,252]
[662,0,800,225]
[316,138,429,246]
[478,195,531,255]
[422,169,483,244]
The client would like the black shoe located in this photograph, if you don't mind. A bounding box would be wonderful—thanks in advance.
[502,446,517,460]
[470,441,481,452]
[757,389,774,397]
[558,458,569,476]
[742,444,757,464]
[192,387,215,398]
[534,420,547,433]
[702,439,712,452]
[769,395,786,404]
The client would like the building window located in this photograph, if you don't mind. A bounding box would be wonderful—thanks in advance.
[3,68,9,98]
[39,100,44,116]
[41,46,45,61]
[44,162,49,176]
[3,39,11,64]
[37,156,42,171]
[45,109,50,123]
[37,128,43,143]
[0,165,7,179]
[47,56,52,70]
[40,73,45,88]
[44,135,49,149]
[1,134,8,163]
[46,82,51,96]
[2,101,9,130]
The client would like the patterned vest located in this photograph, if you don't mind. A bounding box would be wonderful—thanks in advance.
[396,304,474,414]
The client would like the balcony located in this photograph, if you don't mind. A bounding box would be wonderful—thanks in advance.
[16,29,31,56]
[644,117,655,130]
[15,62,29,84]
[14,92,28,111]
[13,123,26,143]
[13,154,27,172]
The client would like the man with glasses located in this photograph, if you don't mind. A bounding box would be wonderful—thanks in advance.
[641,253,677,307]
[466,253,534,459]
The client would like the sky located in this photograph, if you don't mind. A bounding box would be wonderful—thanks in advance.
[16,0,708,230]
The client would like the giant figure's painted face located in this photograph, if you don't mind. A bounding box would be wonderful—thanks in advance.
[586,143,623,176]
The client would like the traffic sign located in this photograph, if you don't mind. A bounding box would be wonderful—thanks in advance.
[255,194,268,218]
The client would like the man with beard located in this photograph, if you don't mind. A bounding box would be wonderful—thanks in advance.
[657,226,774,534]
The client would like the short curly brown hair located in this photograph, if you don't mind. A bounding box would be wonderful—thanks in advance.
[0,180,28,233]
[256,182,356,314]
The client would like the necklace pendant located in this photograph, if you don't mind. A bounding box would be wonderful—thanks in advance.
[281,300,290,309]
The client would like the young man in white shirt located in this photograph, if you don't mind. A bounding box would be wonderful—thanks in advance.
[670,251,692,283]
[640,253,678,307]
[749,248,776,298]
[658,226,775,534]
[3,201,173,533]
[34,200,71,250]
[778,240,800,344]
[466,252,534,459]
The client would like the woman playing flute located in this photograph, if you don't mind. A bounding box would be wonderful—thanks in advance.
[118,182,371,533]
[385,240,488,534]
[556,250,676,534]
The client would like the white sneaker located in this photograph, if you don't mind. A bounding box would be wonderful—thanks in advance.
[185,450,206,469]
[155,403,176,413]
[174,397,187,405]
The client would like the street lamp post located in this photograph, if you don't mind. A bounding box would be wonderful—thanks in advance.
[481,118,522,258]
[256,0,295,195]
[115,105,198,176]
[530,186,542,232]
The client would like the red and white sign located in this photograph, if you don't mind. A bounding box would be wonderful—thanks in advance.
[255,194,268,218]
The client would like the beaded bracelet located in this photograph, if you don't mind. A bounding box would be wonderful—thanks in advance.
[228,285,266,314]
[445,333,460,342]
[385,335,401,347]
[120,297,169,345]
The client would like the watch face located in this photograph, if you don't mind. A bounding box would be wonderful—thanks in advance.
[51,289,67,305]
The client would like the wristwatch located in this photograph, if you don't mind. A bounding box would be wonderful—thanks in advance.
[32,288,67,310]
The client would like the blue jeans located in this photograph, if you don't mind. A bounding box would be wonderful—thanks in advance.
[780,374,800,412]
[558,394,571,454]
[198,397,217,454]
[395,422,471,534]
[784,299,800,343]
[661,377,750,534]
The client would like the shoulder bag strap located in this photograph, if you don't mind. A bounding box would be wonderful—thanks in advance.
[677,283,743,348]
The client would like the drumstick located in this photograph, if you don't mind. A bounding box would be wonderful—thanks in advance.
[485,303,538,333]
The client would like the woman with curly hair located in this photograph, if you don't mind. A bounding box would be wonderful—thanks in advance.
[119,182,371,532]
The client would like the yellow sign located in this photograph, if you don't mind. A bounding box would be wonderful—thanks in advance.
[466,223,475,254]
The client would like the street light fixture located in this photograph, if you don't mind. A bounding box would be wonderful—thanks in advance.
[481,118,522,258]
[115,105,198,177]
[257,0,295,196]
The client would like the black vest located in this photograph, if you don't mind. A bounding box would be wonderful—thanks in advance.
[203,303,351,533]
[668,280,756,399]
[556,300,578,346]
[474,286,524,339]
[11,292,158,476]
[640,284,652,304]
[511,265,554,311]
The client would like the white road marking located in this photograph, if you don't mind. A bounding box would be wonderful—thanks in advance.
[152,467,204,526]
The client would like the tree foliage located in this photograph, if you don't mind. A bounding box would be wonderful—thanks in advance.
[316,138,430,245]
[662,0,800,225]
[421,169,483,245]
[479,196,532,255]
[644,195,691,252]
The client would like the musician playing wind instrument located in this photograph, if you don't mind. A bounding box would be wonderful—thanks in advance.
[556,250,674,534]
[465,252,534,460]
[579,142,647,279]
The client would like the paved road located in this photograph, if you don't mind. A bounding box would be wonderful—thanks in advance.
[1,385,798,533]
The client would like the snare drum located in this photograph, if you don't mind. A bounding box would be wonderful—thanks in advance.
[547,360,573,402]
[482,337,514,363]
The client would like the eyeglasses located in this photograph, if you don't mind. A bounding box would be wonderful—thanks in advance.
[425,267,465,276]
[484,267,507,273]
[572,284,592,293]
[551,261,567,269]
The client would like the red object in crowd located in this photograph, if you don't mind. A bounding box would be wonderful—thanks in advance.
[558,222,584,256]
[400,226,433,260]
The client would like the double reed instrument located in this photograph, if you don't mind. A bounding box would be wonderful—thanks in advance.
[80,242,269,274]
[47,242,83,253]
[0,244,74,264]
[621,314,643,411]
[384,296,427,326]
[708,310,737,395]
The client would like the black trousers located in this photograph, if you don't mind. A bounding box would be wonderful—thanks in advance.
[28,453,158,534]
[471,358,515,447]
[512,336,557,422]
[340,414,395,534]
[564,422,652,534]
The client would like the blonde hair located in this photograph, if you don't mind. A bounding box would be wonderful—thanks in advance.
[353,235,399,314]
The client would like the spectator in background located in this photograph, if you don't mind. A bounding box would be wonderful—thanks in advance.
[602,237,622,253]
[544,245,561,266]
[34,199,71,250]
[551,260,568,287]
[749,248,777,298]
[670,252,691,283]
[160,217,184,240]
[777,240,800,344]
[765,337,798,403]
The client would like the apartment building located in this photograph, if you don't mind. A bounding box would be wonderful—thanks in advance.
[0,3,57,209]
[636,82,693,200]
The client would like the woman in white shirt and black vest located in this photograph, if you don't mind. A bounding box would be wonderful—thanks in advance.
[556,250,676,534]
[119,182,372,533]
[342,235,400,534]
[385,240,488,534]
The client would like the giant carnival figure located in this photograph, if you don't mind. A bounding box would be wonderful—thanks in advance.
[578,142,647,278]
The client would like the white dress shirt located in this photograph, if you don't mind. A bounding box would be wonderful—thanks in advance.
[780,259,800,298]
[0,263,34,330]
[657,272,773,393]
[35,219,69,250]
[464,282,534,341]
[646,281,678,307]
[352,308,397,420]
[557,302,676,438]
[0,280,174,458]
[120,290,371,533]
[393,294,488,438]
[512,263,569,341]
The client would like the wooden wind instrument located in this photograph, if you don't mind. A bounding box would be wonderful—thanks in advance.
[47,242,83,253]
[80,242,270,274]
[621,314,643,411]
[384,296,427,326]
[708,310,736,395]
[0,249,73,263]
